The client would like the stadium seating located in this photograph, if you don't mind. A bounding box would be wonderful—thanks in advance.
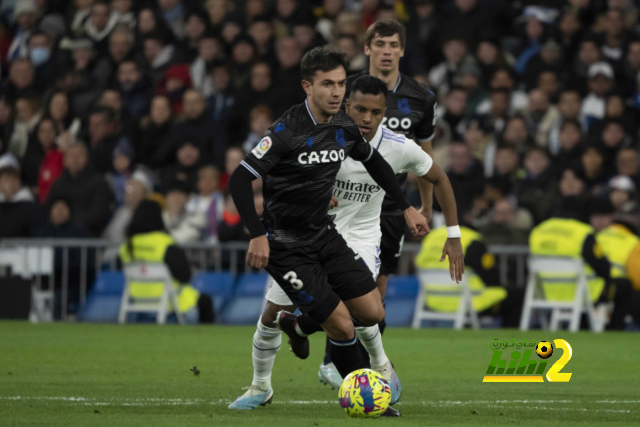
[221,273,270,325]
[191,272,236,316]
[384,276,420,327]
[79,271,125,322]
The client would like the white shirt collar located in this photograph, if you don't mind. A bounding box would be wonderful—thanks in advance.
[369,125,383,149]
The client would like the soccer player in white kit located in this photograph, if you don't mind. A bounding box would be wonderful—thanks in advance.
[229,75,463,411]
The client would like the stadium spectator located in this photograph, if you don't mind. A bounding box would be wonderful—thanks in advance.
[0,162,36,237]
[33,197,91,239]
[8,96,41,158]
[161,140,203,193]
[118,60,152,120]
[179,9,211,63]
[82,1,119,56]
[220,146,243,190]
[444,142,485,219]
[137,95,174,169]
[616,148,640,190]
[165,89,222,165]
[186,165,224,243]
[45,143,114,236]
[478,198,531,245]
[86,106,130,174]
[190,32,224,96]
[158,0,187,40]
[103,170,151,243]
[162,179,206,244]
[207,62,235,124]
[242,105,273,154]
[143,30,178,87]
[105,142,134,207]
[428,37,473,101]
[20,117,62,200]
[156,64,192,114]
[27,30,56,88]
[581,61,615,126]
[94,26,135,87]
[6,0,40,63]
[608,175,639,215]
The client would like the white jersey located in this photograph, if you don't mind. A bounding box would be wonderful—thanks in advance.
[331,126,433,247]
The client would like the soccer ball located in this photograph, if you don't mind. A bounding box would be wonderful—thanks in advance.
[536,341,553,359]
[338,369,391,418]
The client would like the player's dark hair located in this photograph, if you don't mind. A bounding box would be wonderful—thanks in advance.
[364,19,406,49]
[301,45,348,82]
[350,75,388,100]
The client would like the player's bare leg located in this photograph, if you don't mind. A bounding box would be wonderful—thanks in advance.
[375,274,389,300]
[229,301,295,410]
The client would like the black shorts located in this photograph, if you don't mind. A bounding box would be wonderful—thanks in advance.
[266,225,376,323]
[379,214,406,276]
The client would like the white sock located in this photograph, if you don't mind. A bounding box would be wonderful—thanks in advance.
[355,325,389,369]
[252,320,282,388]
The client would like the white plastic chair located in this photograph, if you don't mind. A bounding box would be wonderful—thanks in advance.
[119,263,184,325]
[519,257,604,333]
[412,269,479,330]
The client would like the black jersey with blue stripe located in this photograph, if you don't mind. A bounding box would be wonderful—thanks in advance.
[243,100,373,248]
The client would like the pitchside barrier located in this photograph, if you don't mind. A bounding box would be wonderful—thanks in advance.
[0,239,530,322]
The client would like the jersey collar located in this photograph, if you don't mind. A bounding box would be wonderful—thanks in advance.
[392,74,402,93]
[369,125,384,150]
[304,99,334,125]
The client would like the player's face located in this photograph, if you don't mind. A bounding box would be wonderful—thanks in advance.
[365,34,404,73]
[345,91,387,140]
[303,67,347,118]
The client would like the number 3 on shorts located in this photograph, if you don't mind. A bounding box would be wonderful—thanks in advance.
[284,271,303,290]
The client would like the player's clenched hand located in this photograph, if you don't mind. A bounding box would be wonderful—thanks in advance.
[404,207,430,236]
[247,235,270,268]
[440,238,465,283]
[418,204,433,224]
[328,195,339,210]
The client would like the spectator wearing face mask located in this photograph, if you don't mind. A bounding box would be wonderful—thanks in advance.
[27,30,56,88]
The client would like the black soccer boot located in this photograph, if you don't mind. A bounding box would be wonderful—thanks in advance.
[381,406,401,417]
[274,310,310,359]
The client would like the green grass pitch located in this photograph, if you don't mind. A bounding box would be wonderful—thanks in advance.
[1,322,639,426]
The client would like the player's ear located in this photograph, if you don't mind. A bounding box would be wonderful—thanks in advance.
[301,79,312,96]
[364,43,371,57]
[345,99,351,113]
[400,47,405,58]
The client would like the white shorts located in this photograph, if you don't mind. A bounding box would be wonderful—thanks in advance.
[265,242,380,307]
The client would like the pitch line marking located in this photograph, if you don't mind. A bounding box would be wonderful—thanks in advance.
[0,396,636,413]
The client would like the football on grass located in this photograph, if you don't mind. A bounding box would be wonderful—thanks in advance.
[338,369,391,418]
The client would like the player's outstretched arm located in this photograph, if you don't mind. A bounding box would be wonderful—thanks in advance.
[228,166,269,268]
[360,148,429,236]
[420,163,465,283]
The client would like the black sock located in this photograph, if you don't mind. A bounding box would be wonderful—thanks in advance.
[323,336,332,365]
[296,313,324,336]
[379,317,387,335]
[329,336,365,378]
[356,340,371,369]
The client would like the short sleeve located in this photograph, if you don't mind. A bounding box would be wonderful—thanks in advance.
[347,128,374,162]
[244,124,292,177]
[414,92,438,143]
[397,137,433,176]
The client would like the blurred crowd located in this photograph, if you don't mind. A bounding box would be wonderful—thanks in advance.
[0,0,639,247]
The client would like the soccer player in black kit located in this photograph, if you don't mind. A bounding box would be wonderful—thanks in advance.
[318,19,440,383]
[228,46,428,412]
